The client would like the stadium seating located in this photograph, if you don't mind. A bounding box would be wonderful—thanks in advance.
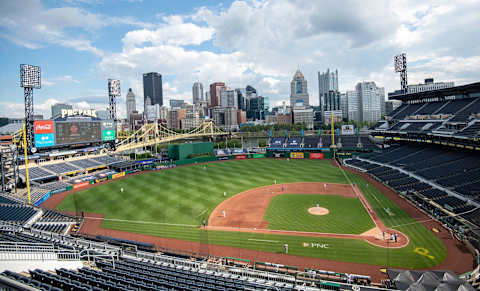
[0,205,37,224]
[269,137,285,147]
[286,137,302,147]
[19,167,56,181]
[303,137,320,148]
[31,223,69,234]
[0,195,19,204]
[91,155,124,165]
[458,121,480,138]
[321,136,332,147]
[42,163,81,175]
[37,180,70,191]
[68,158,103,170]
[38,210,76,223]
[391,103,425,120]
[339,136,358,148]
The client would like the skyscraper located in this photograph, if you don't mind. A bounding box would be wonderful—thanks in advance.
[354,81,385,123]
[318,69,339,104]
[220,88,238,108]
[290,70,309,107]
[126,88,136,119]
[192,81,203,104]
[143,72,163,107]
[209,82,226,107]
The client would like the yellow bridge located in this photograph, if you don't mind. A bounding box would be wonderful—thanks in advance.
[11,121,228,153]
[115,121,227,152]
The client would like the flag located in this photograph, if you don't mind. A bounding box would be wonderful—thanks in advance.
[301,128,304,137]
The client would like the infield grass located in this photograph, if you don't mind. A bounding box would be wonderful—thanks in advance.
[56,158,447,268]
[264,194,375,234]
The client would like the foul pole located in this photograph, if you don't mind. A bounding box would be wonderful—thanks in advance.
[331,111,335,159]
[22,123,31,204]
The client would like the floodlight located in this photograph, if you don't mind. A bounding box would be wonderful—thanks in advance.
[394,54,406,73]
[20,64,41,89]
[108,79,121,96]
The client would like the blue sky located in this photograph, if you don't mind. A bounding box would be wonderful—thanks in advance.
[1,0,479,118]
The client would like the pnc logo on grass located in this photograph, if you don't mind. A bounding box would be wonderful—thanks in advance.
[303,242,329,249]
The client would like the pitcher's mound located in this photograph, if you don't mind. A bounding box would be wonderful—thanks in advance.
[308,207,329,216]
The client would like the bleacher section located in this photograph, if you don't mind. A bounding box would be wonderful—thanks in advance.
[0,205,37,224]
[0,195,19,204]
[303,137,319,148]
[37,180,70,191]
[391,103,425,119]
[42,163,81,175]
[68,158,103,170]
[269,137,285,147]
[91,155,124,165]
[38,210,76,223]
[19,167,56,182]
[345,143,480,231]
[31,223,69,234]
[458,121,480,138]
[286,137,302,147]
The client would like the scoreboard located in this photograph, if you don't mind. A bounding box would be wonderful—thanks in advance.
[55,122,101,145]
[34,120,116,148]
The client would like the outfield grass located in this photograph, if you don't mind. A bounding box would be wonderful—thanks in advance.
[264,194,375,234]
[56,159,447,268]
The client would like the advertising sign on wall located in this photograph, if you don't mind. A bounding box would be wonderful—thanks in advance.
[309,153,324,159]
[73,181,90,190]
[34,133,55,147]
[34,120,54,134]
[102,129,116,141]
[235,155,247,159]
[290,152,304,159]
[252,153,265,159]
[341,125,355,135]
[111,172,125,179]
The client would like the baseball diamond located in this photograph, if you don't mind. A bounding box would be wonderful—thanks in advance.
[43,158,470,279]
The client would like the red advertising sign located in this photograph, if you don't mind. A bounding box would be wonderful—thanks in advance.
[34,120,54,134]
[73,181,90,190]
[310,153,324,159]
[235,155,247,159]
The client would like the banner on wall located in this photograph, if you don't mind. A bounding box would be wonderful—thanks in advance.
[235,155,247,159]
[290,152,304,159]
[112,172,125,179]
[309,153,324,159]
[73,181,89,190]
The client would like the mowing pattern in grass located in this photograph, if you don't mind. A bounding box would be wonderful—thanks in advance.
[56,159,447,269]
[264,194,375,234]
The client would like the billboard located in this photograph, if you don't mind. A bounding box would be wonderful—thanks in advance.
[34,120,54,134]
[341,125,355,135]
[102,130,116,141]
[35,133,55,147]
[55,121,101,145]
[310,153,324,159]
[290,152,304,159]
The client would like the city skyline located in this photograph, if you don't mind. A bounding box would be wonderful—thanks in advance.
[1,0,479,118]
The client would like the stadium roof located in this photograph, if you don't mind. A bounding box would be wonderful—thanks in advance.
[386,269,474,291]
[389,82,480,102]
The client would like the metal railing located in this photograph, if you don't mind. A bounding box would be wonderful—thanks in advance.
[0,241,80,261]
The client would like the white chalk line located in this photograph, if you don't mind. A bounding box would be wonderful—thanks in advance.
[248,239,279,243]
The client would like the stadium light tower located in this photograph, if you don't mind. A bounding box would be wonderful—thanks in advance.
[108,79,120,121]
[20,64,41,153]
[394,53,408,93]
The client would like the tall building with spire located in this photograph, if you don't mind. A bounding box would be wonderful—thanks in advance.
[290,70,309,107]
[192,81,203,104]
[126,88,136,119]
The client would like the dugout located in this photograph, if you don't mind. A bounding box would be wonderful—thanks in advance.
[110,160,141,172]
[168,142,214,160]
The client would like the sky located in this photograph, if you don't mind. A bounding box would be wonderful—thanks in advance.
[0,0,479,119]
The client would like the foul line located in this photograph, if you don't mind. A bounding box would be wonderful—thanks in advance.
[248,239,279,243]
[83,216,198,228]
[196,209,208,218]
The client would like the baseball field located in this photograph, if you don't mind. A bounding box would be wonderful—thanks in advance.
[56,159,447,269]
